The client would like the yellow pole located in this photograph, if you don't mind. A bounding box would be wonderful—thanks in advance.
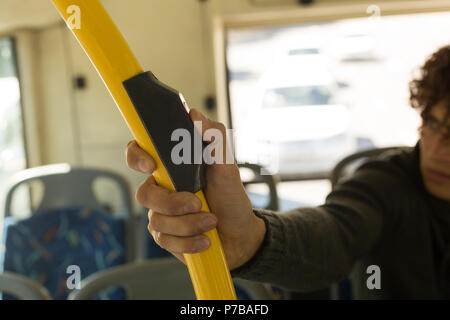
[51,0,236,300]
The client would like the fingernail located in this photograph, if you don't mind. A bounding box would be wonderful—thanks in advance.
[195,238,210,251]
[202,216,217,230]
[139,159,150,173]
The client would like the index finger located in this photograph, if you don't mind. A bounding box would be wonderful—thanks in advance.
[136,176,203,216]
[125,140,156,174]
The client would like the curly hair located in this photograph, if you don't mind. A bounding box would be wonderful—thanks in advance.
[409,45,450,119]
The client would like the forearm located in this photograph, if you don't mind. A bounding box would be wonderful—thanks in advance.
[231,204,382,292]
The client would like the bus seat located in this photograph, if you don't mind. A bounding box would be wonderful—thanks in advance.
[239,163,280,211]
[1,164,137,299]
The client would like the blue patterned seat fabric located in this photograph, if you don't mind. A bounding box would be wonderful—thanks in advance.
[2,208,125,299]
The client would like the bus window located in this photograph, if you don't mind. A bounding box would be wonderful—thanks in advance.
[226,11,450,208]
[0,38,27,220]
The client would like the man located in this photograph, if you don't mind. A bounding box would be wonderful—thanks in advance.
[125,45,450,299]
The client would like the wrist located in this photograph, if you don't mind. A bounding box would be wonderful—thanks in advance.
[232,211,267,270]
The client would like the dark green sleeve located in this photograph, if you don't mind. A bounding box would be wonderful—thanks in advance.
[231,161,405,292]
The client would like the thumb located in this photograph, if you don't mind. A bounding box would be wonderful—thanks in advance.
[189,109,215,132]
[189,108,227,142]
[189,108,236,167]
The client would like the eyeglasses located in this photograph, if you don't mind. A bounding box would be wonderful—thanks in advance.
[420,114,450,144]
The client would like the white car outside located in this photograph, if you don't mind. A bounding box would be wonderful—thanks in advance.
[248,55,357,177]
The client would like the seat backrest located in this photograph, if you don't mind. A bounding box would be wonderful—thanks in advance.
[0,271,51,300]
[233,278,276,300]
[2,208,127,299]
[2,164,139,278]
[70,258,276,300]
[4,164,132,218]
[330,146,409,189]
[70,258,195,300]
[238,163,280,211]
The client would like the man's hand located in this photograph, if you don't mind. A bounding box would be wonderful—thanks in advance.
[125,109,266,270]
